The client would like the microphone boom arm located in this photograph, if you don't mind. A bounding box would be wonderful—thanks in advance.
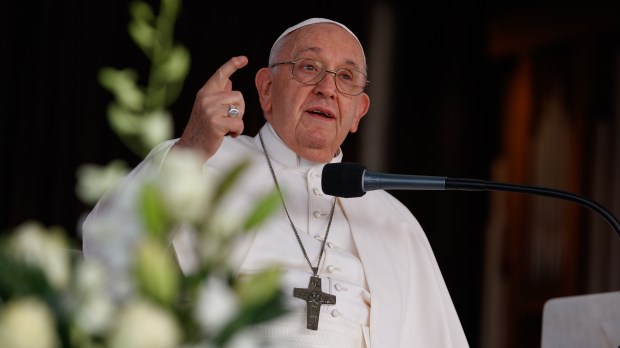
[445,177,620,240]
[321,162,620,239]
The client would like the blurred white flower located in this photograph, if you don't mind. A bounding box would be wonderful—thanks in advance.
[9,221,70,290]
[156,147,213,223]
[76,159,129,205]
[109,300,181,348]
[140,110,174,149]
[195,275,239,334]
[75,259,107,294]
[224,329,264,348]
[209,210,245,240]
[74,293,116,335]
[198,211,243,265]
[0,297,60,348]
[74,262,116,335]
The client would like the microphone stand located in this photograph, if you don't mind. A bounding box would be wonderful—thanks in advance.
[445,177,620,240]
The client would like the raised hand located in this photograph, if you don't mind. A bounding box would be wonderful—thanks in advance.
[175,55,248,158]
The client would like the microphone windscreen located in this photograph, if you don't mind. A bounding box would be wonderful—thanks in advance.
[321,162,367,198]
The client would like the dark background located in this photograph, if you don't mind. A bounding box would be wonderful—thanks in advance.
[2,1,620,347]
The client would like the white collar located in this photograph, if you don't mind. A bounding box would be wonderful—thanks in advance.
[253,123,343,169]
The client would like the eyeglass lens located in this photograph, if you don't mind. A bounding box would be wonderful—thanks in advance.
[292,59,366,95]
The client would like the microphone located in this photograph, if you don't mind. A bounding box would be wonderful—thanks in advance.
[322,162,447,197]
[321,162,620,239]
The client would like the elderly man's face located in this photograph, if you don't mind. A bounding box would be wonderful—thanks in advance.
[255,23,370,163]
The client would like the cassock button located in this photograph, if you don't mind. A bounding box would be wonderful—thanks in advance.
[313,211,326,218]
[335,283,348,292]
[326,265,339,273]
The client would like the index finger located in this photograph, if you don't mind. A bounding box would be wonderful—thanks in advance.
[204,55,249,92]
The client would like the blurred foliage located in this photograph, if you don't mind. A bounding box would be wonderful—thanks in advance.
[99,0,190,158]
[1,0,288,347]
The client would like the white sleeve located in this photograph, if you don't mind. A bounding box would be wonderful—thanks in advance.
[80,140,177,278]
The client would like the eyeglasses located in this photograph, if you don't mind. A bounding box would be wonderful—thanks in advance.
[270,58,369,96]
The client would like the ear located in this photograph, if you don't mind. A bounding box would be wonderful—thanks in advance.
[255,67,272,113]
[349,93,370,133]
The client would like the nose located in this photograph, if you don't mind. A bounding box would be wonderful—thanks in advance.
[313,70,338,96]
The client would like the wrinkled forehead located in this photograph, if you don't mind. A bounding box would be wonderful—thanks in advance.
[269,18,366,65]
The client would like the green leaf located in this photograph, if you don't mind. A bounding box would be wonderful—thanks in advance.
[0,248,51,299]
[128,19,155,53]
[235,267,282,307]
[242,189,280,230]
[153,45,190,83]
[129,1,155,23]
[161,0,181,19]
[98,67,138,91]
[139,183,170,240]
[98,68,144,111]
[134,238,180,306]
[213,273,288,345]
[212,160,251,203]
[107,103,140,137]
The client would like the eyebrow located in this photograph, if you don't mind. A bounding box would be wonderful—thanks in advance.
[294,47,362,71]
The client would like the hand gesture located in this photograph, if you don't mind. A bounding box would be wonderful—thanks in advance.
[175,55,248,158]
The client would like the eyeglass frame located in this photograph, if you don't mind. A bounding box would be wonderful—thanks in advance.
[270,58,370,96]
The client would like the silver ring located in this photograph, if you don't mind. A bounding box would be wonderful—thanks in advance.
[228,105,239,117]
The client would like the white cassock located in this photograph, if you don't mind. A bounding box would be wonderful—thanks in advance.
[83,123,469,348]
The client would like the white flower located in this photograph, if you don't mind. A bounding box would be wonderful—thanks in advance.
[74,294,116,335]
[224,329,263,348]
[140,110,173,149]
[109,300,181,348]
[198,211,243,265]
[156,148,213,223]
[74,261,117,335]
[9,221,70,290]
[75,159,129,205]
[198,201,245,263]
[75,259,108,295]
[208,210,244,240]
[0,297,60,348]
[195,275,239,334]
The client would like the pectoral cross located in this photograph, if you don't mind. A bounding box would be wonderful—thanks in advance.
[293,275,336,330]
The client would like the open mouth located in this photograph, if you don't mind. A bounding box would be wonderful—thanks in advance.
[308,109,334,119]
